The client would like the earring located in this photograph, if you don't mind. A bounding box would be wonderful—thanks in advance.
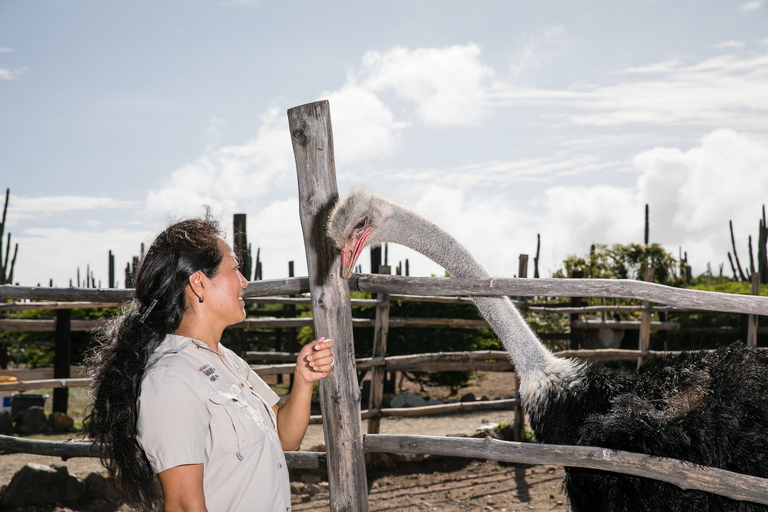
[199,296,205,303]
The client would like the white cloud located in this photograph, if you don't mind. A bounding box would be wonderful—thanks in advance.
[394,130,768,280]
[634,129,768,270]
[13,226,153,287]
[144,107,295,220]
[357,44,495,126]
[7,196,138,223]
[509,25,572,81]
[0,48,17,53]
[0,67,25,81]
[713,40,745,49]
[740,0,764,10]
[321,83,407,166]
[567,53,768,128]
[488,51,768,130]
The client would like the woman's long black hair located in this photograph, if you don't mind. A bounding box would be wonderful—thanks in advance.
[83,217,224,511]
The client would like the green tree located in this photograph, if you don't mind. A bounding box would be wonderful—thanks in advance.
[554,243,681,286]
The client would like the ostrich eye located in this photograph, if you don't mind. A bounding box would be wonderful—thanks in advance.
[353,215,369,231]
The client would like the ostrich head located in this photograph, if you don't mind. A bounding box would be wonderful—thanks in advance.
[328,189,393,279]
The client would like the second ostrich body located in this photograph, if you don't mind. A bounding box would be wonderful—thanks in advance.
[328,189,768,512]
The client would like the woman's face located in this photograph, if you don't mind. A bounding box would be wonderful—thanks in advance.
[204,239,248,327]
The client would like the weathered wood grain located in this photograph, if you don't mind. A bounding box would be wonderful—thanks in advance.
[0,434,326,469]
[352,275,768,315]
[363,434,768,505]
[288,100,368,512]
[368,266,391,436]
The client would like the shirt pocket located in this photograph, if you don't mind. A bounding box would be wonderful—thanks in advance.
[208,388,267,460]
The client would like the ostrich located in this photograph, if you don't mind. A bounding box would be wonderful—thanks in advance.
[327,188,768,512]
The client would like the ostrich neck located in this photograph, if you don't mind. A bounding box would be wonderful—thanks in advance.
[380,205,555,377]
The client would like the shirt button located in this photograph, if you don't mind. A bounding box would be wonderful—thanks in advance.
[277,463,282,469]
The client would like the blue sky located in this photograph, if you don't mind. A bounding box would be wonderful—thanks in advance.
[2,0,768,287]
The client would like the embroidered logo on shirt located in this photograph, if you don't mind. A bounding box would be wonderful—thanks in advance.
[198,364,219,382]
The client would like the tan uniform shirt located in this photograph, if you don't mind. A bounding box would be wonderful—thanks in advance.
[137,334,291,512]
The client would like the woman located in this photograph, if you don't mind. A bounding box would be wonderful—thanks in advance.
[84,217,333,512]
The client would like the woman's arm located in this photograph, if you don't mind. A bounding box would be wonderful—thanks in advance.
[274,338,334,451]
[158,463,207,512]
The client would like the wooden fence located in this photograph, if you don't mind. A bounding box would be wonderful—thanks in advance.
[1,100,768,509]
[0,274,767,506]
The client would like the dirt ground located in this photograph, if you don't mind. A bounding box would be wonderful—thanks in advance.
[0,372,571,511]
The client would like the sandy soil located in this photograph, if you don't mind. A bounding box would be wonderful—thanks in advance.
[0,372,571,511]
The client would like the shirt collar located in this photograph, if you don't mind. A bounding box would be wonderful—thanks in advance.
[160,334,221,354]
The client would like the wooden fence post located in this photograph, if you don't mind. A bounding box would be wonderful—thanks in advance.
[286,261,298,387]
[108,251,115,289]
[637,267,655,369]
[748,272,761,347]
[288,100,369,512]
[53,309,71,413]
[569,270,584,349]
[514,255,528,442]
[368,265,391,440]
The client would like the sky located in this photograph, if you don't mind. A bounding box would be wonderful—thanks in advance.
[1,0,768,288]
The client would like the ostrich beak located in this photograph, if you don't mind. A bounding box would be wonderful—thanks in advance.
[340,226,372,279]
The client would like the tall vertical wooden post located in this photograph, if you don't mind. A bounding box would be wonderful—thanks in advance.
[233,214,249,357]
[108,250,115,289]
[569,270,584,350]
[637,267,655,369]
[288,100,368,512]
[513,255,528,442]
[747,272,760,347]
[53,309,71,413]
[368,265,391,438]
[287,261,298,387]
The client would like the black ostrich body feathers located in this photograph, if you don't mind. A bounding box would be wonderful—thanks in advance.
[532,343,768,511]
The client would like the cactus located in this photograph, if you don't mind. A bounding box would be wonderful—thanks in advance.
[0,189,19,285]
[759,206,767,285]
[729,208,767,283]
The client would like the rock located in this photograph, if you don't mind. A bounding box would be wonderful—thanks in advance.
[49,411,75,432]
[85,470,121,502]
[14,406,47,435]
[290,481,306,495]
[424,399,444,406]
[300,473,322,484]
[459,393,476,403]
[372,452,397,469]
[1,462,86,507]
[389,392,426,408]
[473,422,503,439]
[388,452,425,463]
[0,411,13,435]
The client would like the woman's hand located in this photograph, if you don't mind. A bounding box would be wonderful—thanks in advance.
[274,337,335,450]
[296,337,335,384]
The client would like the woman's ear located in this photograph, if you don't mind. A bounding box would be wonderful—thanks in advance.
[188,271,205,302]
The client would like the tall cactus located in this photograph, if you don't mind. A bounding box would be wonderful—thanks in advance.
[0,189,19,285]
[124,243,145,288]
[728,208,767,284]
[759,206,767,285]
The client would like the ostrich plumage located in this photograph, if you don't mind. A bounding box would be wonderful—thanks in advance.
[327,188,768,512]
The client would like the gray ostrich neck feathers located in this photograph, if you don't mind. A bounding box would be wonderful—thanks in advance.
[330,190,583,405]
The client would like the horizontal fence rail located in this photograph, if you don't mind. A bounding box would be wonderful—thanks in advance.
[364,435,768,506]
[350,275,768,316]
[0,433,764,505]
[3,275,767,315]
[0,435,326,469]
